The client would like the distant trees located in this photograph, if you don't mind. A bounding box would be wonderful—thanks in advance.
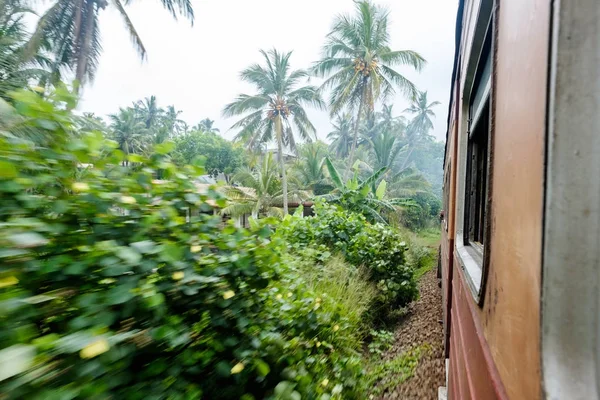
[106,96,186,158]
[404,91,441,136]
[172,131,244,181]
[109,107,147,163]
[194,118,219,133]
[313,0,425,173]
[0,0,445,229]
[327,113,353,158]
[223,49,325,214]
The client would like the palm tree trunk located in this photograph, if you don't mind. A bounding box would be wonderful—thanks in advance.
[346,88,365,179]
[73,0,84,51]
[75,0,96,88]
[400,146,415,170]
[275,116,288,215]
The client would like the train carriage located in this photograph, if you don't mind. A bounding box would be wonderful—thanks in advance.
[441,0,599,399]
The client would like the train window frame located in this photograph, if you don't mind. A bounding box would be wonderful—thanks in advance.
[542,0,600,398]
[443,163,451,232]
[455,0,494,304]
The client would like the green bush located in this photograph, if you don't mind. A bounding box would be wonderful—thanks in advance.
[276,202,418,312]
[0,89,365,400]
[400,192,442,231]
[257,254,372,398]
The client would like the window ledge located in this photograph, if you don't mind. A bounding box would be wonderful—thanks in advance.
[455,234,483,302]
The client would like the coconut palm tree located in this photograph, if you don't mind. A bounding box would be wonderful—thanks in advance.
[399,91,440,170]
[163,105,186,135]
[388,167,431,198]
[109,107,148,164]
[313,0,425,173]
[403,90,440,136]
[136,96,162,129]
[292,142,332,195]
[223,48,325,215]
[327,113,353,158]
[28,0,194,87]
[0,0,52,100]
[195,118,219,133]
[77,111,107,132]
[378,104,407,137]
[367,128,404,172]
[221,153,308,219]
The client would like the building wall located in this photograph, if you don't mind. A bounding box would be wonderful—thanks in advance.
[444,0,550,399]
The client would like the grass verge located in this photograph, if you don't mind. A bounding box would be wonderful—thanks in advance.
[366,344,431,397]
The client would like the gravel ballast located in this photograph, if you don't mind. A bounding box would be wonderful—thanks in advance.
[373,269,445,399]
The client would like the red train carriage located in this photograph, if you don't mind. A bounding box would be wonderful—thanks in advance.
[440,0,600,399]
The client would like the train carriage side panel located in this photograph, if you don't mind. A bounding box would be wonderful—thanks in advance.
[445,0,550,399]
[479,0,549,398]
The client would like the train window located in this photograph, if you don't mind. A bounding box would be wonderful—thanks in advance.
[455,9,493,303]
[464,23,492,250]
[443,164,451,232]
[465,100,489,248]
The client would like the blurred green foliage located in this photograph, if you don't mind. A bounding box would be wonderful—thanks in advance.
[0,88,368,399]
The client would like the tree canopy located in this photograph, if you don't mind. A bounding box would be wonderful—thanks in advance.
[172,130,245,181]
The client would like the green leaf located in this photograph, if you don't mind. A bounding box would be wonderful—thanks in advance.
[324,157,343,189]
[106,285,134,305]
[0,161,17,178]
[161,243,183,264]
[7,232,48,248]
[0,345,35,382]
[254,359,270,377]
[131,240,159,254]
[376,180,387,200]
[154,141,175,155]
[128,154,145,163]
[116,247,142,265]
[147,293,165,308]
[359,167,387,192]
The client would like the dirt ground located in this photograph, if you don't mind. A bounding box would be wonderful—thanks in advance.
[374,269,445,399]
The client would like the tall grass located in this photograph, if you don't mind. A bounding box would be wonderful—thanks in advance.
[386,224,441,281]
[294,254,378,340]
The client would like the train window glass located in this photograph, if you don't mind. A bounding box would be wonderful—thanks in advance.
[465,100,490,249]
[455,12,494,302]
[464,22,492,255]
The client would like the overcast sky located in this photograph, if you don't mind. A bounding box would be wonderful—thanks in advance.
[78,0,457,142]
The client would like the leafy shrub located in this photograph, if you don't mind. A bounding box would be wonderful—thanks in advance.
[277,202,418,312]
[367,330,395,356]
[400,192,442,231]
[256,254,373,398]
[0,89,365,400]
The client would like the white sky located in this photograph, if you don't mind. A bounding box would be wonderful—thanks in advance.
[78,0,458,142]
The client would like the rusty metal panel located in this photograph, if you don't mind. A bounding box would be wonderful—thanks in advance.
[448,264,501,400]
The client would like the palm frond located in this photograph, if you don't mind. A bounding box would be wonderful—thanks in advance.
[111,0,146,60]
[324,157,344,189]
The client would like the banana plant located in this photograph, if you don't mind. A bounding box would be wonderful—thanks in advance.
[319,157,413,224]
